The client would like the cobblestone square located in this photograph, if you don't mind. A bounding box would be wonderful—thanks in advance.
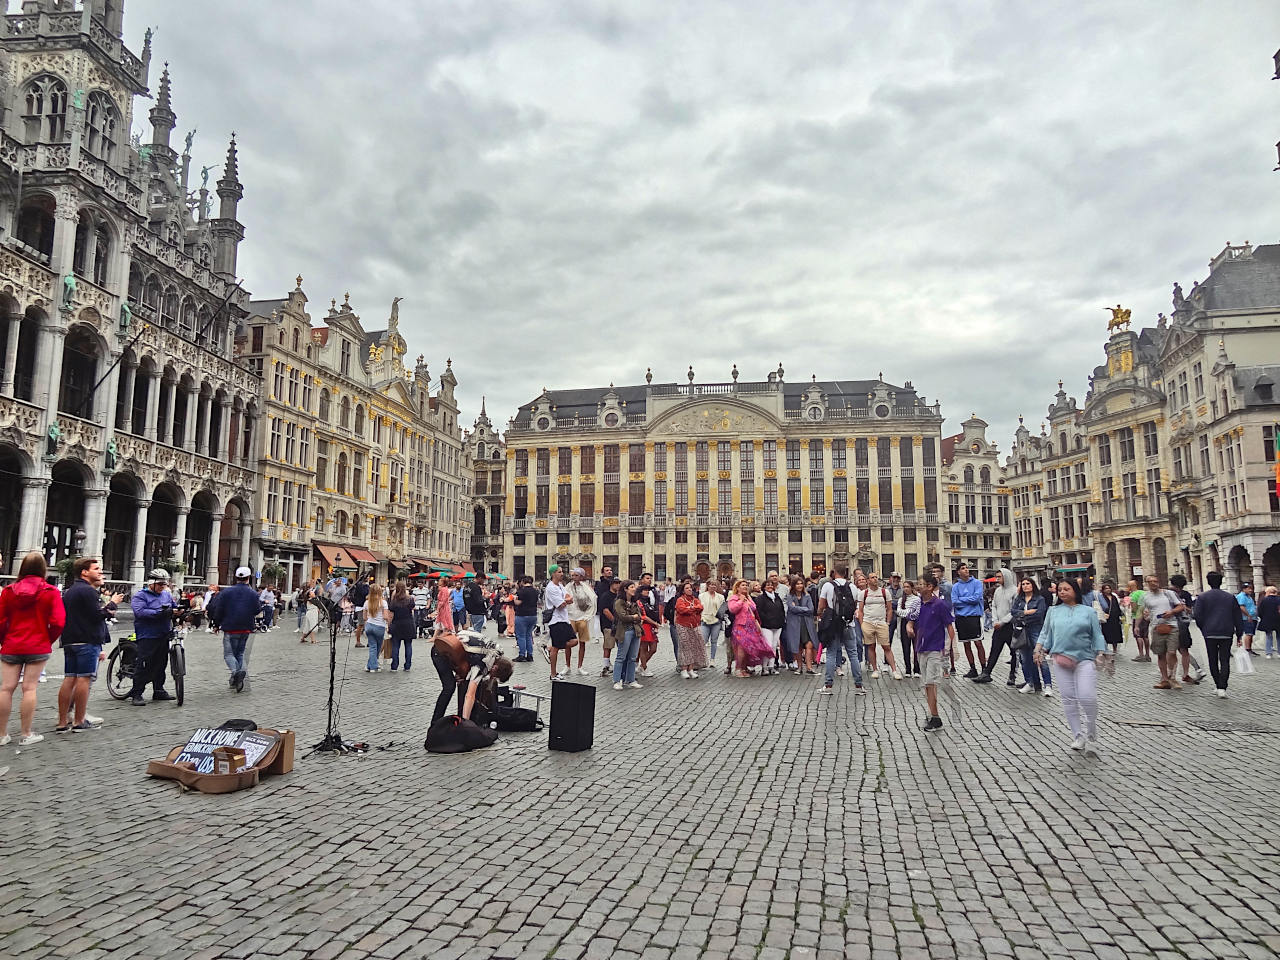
[3,622,1279,960]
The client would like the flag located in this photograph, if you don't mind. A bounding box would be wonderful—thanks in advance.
[1274,424,1280,499]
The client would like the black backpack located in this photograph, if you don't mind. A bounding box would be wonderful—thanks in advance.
[821,581,856,637]
[424,715,498,753]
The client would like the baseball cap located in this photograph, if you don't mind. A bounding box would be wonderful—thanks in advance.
[235,566,253,579]
[148,568,171,582]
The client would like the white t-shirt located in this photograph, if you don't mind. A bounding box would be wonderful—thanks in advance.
[567,582,596,621]
[544,581,571,624]
[857,586,893,624]
[819,578,848,607]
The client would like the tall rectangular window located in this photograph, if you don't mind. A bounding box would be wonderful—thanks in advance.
[559,482,572,513]
[558,447,572,475]
[964,494,976,524]
[536,483,550,517]
[695,441,709,472]
[786,477,802,513]
[1118,427,1135,462]
[763,440,777,471]
[515,449,528,477]
[786,440,800,471]
[1098,435,1111,466]
[740,441,754,479]
[719,478,732,513]
[741,484,755,515]
[810,482,823,514]
[629,480,645,513]
[629,444,645,473]
[833,478,847,514]
[603,444,620,474]
[696,479,709,515]
[855,438,868,467]
[603,482,619,516]
[653,442,666,472]
[832,440,846,470]
[674,484,688,516]
[580,446,595,474]
[717,441,732,472]
[674,443,687,479]
[980,495,993,524]
[901,476,915,512]
[653,480,666,515]
[579,484,595,515]
[1142,422,1159,457]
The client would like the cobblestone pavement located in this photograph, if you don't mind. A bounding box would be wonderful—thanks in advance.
[3,617,1279,960]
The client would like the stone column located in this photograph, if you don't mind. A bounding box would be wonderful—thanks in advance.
[173,505,190,581]
[129,498,151,587]
[82,487,109,557]
[118,359,136,434]
[38,322,67,418]
[143,369,160,441]
[158,377,175,446]
[197,395,212,457]
[1,311,21,396]
[205,512,224,585]
[238,521,251,572]
[13,477,50,572]
[246,411,262,474]
[218,398,232,462]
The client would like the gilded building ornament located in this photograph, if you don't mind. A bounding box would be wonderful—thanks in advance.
[787,469,800,479]
[832,469,846,478]
[763,469,776,479]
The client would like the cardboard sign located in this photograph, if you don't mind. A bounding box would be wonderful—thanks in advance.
[174,728,279,774]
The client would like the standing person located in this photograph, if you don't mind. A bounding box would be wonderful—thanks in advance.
[896,580,921,678]
[974,568,1017,684]
[949,562,987,678]
[1127,578,1149,662]
[784,575,818,674]
[930,562,953,605]
[388,582,416,671]
[636,580,663,677]
[259,582,277,630]
[1168,574,1202,685]
[755,571,787,674]
[412,579,433,638]
[598,578,622,676]
[1193,571,1244,698]
[816,563,866,695]
[1236,582,1258,656]
[362,584,391,673]
[859,571,902,680]
[911,571,956,731]
[349,576,372,643]
[566,568,596,677]
[1143,574,1186,690]
[434,577,454,637]
[699,579,726,663]
[512,576,539,662]
[1035,579,1107,755]
[56,557,121,732]
[126,570,177,706]
[611,581,643,690]
[1098,582,1124,655]
[727,579,773,678]
[463,576,488,633]
[207,566,260,692]
[1257,585,1280,659]
[500,584,517,638]
[1013,576,1051,695]
[674,581,708,678]
[0,552,66,745]
[543,565,577,682]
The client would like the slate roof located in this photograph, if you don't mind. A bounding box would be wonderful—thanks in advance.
[246,298,288,321]
[511,379,922,426]
[1198,244,1280,311]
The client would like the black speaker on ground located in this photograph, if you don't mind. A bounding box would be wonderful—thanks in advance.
[549,681,595,752]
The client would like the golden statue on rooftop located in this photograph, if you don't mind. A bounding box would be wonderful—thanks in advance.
[1105,304,1132,333]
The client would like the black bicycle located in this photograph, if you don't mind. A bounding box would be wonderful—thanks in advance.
[104,623,188,706]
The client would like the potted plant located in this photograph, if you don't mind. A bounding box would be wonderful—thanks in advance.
[54,555,79,586]
[260,561,286,588]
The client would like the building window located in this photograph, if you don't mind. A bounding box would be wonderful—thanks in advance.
[719,479,732,513]
[764,478,778,514]
[1046,469,1057,496]
[740,441,753,479]
[810,482,823,515]
[696,479,709,515]
[947,493,959,524]
[1199,435,1210,476]
[695,441,709,472]
[832,439,846,470]
[980,495,992,525]
[1142,422,1159,458]
[580,484,594,515]
[653,443,666,472]
[628,480,644,513]
[964,494,976,524]
[1098,434,1111,466]
[786,478,801,513]
[674,484,687,516]
[785,440,800,471]
[654,480,666,515]
[1118,427,1135,462]
[23,75,68,141]
[741,484,754,515]
[763,440,777,471]
[717,442,732,472]
[603,444,619,474]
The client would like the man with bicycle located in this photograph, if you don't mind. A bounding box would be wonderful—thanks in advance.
[127,570,178,705]
[207,566,261,693]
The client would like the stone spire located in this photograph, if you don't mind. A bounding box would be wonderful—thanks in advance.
[148,63,176,159]
[211,133,245,281]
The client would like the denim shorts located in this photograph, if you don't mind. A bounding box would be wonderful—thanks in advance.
[64,643,103,679]
[1,652,50,665]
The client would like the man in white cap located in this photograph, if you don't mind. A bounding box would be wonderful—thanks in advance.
[207,566,261,692]
[127,569,177,705]
[567,567,596,676]
[543,564,577,681]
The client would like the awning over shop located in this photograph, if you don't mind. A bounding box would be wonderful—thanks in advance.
[347,548,378,565]
[369,550,389,563]
[1055,564,1091,574]
[460,561,476,574]
[316,544,356,570]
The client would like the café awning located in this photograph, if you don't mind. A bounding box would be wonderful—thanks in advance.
[316,544,355,570]
[348,548,378,565]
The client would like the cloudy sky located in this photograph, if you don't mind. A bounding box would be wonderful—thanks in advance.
[121,0,1280,453]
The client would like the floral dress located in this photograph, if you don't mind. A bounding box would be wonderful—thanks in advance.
[728,595,774,666]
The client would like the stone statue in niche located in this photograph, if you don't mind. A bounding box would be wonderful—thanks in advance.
[46,421,60,457]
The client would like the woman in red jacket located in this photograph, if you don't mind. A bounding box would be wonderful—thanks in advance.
[0,552,67,746]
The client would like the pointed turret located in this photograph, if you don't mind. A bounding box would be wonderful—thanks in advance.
[211,133,246,281]
[148,63,177,163]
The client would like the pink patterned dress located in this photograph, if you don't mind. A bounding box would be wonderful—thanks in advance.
[436,583,454,633]
[728,595,774,666]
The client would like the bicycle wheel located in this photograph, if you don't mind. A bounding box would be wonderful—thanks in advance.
[104,642,137,700]
[170,644,186,706]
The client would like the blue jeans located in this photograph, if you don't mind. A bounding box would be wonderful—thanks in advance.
[1264,630,1279,656]
[823,624,864,687]
[296,603,305,629]
[613,628,639,684]
[514,615,536,658]
[701,621,723,659]
[469,614,486,633]
[223,632,249,675]
[391,637,412,670]
[365,623,385,670]
[261,605,275,629]
[669,620,679,658]
[1018,644,1052,689]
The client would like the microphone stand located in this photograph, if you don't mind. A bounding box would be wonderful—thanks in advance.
[312,600,348,753]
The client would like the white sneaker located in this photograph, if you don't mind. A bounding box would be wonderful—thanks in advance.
[18,733,43,746]
[689,670,698,679]
[84,714,104,726]
[1042,686,1054,697]
[892,670,903,680]
[0,734,9,746]
[817,685,833,696]
[1216,688,1227,699]
[1019,683,1034,694]
[870,670,881,680]
[1084,740,1100,757]
[38,672,47,683]
[628,681,643,689]
[640,668,653,678]
[552,671,568,681]
[1266,654,1273,660]
[613,682,624,691]
[681,669,690,679]
[1067,736,1085,752]
[577,667,589,676]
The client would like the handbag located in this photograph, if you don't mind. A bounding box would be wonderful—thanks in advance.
[1051,653,1078,671]
[1009,622,1028,651]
